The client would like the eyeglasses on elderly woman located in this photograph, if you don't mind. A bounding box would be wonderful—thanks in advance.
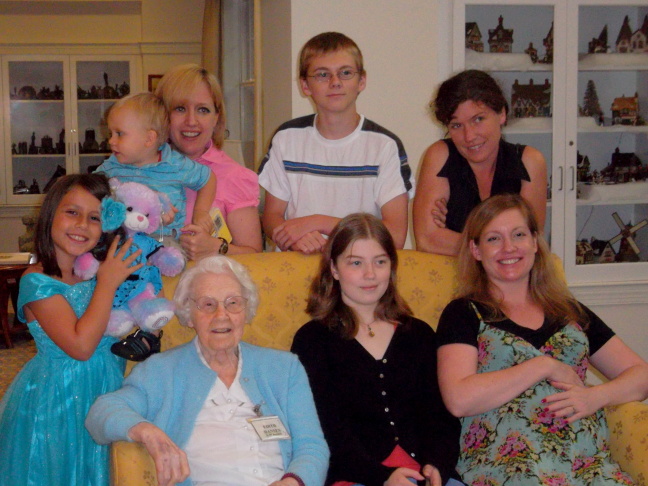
[190,295,248,314]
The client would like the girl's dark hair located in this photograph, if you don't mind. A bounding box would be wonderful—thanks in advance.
[432,69,509,126]
[306,213,412,339]
[35,173,114,277]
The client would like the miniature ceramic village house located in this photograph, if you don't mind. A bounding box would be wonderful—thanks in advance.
[611,93,639,126]
[465,22,484,52]
[511,79,551,118]
[616,15,648,53]
[488,16,513,53]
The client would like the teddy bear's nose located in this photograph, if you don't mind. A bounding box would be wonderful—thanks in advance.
[137,215,144,222]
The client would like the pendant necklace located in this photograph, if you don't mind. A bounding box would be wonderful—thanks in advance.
[364,319,377,337]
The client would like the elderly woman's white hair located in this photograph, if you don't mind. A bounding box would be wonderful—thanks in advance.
[174,256,259,326]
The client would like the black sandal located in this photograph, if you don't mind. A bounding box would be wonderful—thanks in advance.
[110,329,163,362]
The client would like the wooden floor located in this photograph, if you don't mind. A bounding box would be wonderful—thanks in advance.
[0,320,35,399]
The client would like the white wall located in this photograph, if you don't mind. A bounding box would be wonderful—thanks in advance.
[287,0,444,177]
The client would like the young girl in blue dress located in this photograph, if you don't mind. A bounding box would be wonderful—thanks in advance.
[0,173,143,486]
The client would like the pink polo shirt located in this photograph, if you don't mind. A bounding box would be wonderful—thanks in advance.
[184,141,260,223]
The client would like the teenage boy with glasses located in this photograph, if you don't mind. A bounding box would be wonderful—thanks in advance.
[259,32,414,254]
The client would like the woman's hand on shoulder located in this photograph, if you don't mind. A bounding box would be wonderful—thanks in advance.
[96,236,143,291]
[128,422,189,486]
[385,467,425,486]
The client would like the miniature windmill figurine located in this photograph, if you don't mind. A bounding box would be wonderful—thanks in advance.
[608,212,648,259]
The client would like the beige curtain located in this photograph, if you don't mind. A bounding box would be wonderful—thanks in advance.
[202,0,222,78]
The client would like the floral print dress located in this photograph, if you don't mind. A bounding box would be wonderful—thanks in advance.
[457,303,634,486]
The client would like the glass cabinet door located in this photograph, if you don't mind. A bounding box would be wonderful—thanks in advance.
[73,59,131,174]
[5,58,68,203]
[565,2,648,283]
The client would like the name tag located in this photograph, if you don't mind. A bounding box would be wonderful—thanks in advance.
[248,415,291,441]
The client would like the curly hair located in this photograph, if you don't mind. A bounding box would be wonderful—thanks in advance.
[432,69,508,126]
[173,256,259,326]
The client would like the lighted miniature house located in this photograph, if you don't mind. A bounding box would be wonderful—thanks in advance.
[616,15,633,52]
[488,15,513,53]
[525,42,538,63]
[465,22,484,52]
[511,79,551,118]
[601,147,643,182]
[541,21,553,63]
[576,239,594,265]
[611,93,638,126]
[631,15,648,52]
[589,25,609,53]
[577,151,591,182]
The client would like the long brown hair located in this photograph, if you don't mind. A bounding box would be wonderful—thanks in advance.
[458,194,588,328]
[307,213,412,339]
[35,174,112,277]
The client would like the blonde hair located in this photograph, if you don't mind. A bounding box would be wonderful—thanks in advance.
[155,64,226,149]
[298,32,365,80]
[458,194,588,328]
[106,92,168,147]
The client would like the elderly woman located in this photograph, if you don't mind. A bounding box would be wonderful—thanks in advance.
[86,256,329,486]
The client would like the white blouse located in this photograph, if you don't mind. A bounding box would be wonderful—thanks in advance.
[184,339,285,485]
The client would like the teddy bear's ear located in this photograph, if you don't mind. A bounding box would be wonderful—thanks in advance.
[101,197,127,231]
[108,177,122,193]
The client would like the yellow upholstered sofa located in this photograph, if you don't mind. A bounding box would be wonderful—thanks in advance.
[110,250,648,486]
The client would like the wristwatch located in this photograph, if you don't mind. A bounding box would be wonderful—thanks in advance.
[217,237,229,254]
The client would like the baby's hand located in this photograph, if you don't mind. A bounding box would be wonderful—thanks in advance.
[96,236,143,290]
[192,210,215,236]
[161,204,178,226]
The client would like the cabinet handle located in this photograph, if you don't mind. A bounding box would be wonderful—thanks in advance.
[558,166,563,191]
[570,166,575,191]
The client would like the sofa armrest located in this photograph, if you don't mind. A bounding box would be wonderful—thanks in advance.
[110,441,157,486]
[606,401,648,485]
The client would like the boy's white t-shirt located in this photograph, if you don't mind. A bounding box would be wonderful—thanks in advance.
[258,114,414,222]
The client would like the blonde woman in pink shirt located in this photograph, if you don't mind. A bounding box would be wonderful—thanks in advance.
[156,64,263,260]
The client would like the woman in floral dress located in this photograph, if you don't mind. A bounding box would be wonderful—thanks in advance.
[436,194,648,485]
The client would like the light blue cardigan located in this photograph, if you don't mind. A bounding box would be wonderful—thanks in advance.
[86,339,329,486]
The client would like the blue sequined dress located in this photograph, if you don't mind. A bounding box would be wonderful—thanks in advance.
[0,273,125,486]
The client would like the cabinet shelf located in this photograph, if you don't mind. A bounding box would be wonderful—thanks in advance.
[10,99,63,104]
[12,154,65,158]
[579,53,648,71]
[577,117,648,133]
[503,117,552,134]
[577,182,648,206]
[77,99,120,103]
[465,50,552,72]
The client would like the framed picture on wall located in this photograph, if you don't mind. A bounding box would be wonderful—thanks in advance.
[148,74,163,92]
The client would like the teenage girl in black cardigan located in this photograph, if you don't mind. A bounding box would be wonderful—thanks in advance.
[291,213,462,486]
